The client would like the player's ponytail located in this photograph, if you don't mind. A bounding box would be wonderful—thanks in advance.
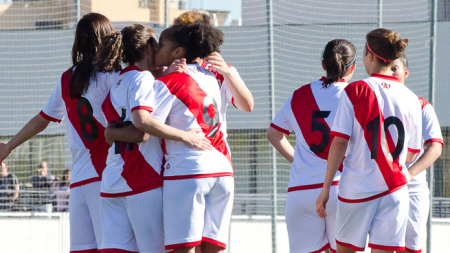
[69,13,115,99]
[365,28,409,66]
[97,24,156,71]
[322,39,356,87]
[165,17,224,63]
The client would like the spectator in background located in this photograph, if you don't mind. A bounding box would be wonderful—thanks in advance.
[52,168,70,212]
[0,161,20,211]
[30,161,52,189]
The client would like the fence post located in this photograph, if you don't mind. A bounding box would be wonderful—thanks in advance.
[378,0,383,27]
[427,1,438,252]
[267,0,277,252]
[165,0,169,28]
[76,0,81,22]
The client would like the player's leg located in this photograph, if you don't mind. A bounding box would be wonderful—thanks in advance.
[325,185,339,253]
[335,196,378,253]
[99,196,138,252]
[368,187,409,253]
[201,176,234,253]
[127,188,165,253]
[285,189,330,253]
[69,184,98,252]
[83,181,103,249]
[398,192,429,253]
[164,178,213,252]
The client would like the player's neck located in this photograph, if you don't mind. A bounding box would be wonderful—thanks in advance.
[370,66,392,77]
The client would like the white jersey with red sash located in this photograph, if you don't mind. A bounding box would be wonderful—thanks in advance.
[100,65,163,197]
[331,73,422,202]
[406,97,444,194]
[41,69,117,188]
[271,77,345,191]
[149,63,232,179]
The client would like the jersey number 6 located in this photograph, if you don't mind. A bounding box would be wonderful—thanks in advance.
[76,98,99,142]
[203,96,220,138]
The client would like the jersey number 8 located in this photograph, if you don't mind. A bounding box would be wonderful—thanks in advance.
[76,98,99,142]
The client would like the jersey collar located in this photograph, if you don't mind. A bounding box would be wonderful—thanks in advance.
[319,76,346,82]
[370,73,400,82]
[120,65,141,75]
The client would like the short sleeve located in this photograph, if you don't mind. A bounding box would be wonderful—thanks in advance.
[330,92,354,140]
[407,99,423,153]
[422,104,444,146]
[41,78,65,123]
[270,96,294,135]
[128,72,155,114]
[11,173,19,185]
[148,80,175,123]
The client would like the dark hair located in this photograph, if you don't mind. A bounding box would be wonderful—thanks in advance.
[322,39,356,86]
[69,13,115,99]
[62,168,71,187]
[97,24,155,72]
[165,18,224,63]
[365,28,409,66]
[398,53,408,69]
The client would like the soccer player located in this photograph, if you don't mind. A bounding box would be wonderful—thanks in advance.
[95,24,212,253]
[0,13,128,253]
[316,28,422,253]
[391,54,443,253]
[267,39,356,253]
[130,19,232,253]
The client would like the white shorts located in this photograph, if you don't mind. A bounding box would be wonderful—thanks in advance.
[70,181,102,252]
[405,192,429,252]
[163,176,234,250]
[100,188,165,253]
[336,186,409,252]
[285,185,338,253]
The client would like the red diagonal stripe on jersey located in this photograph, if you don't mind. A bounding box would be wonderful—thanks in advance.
[157,73,232,166]
[345,81,407,189]
[61,71,109,179]
[291,84,343,171]
[101,94,162,194]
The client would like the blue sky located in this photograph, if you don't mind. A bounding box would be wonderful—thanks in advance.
[187,0,242,25]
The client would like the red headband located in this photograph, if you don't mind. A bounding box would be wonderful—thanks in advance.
[366,42,393,64]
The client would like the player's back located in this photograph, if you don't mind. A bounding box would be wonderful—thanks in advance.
[41,69,118,187]
[101,65,163,196]
[152,64,232,179]
[334,73,422,200]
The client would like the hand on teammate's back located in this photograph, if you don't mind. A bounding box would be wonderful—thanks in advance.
[205,52,231,75]
[104,126,114,146]
[183,129,214,151]
[164,58,189,76]
[0,143,12,163]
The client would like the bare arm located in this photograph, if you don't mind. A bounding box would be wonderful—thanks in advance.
[266,126,294,163]
[104,124,149,146]
[406,151,418,164]
[408,142,442,179]
[205,52,254,112]
[12,184,19,202]
[132,110,213,151]
[0,114,50,162]
[316,136,348,218]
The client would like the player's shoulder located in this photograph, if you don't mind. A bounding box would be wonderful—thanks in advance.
[418,97,430,110]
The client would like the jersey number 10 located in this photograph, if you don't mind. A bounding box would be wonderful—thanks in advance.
[366,115,405,161]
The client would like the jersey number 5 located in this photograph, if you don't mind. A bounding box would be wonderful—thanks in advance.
[310,110,331,154]
[76,98,99,142]
[366,115,405,161]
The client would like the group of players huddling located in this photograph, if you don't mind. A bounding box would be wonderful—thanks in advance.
[0,9,442,253]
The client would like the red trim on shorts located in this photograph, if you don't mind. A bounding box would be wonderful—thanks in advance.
[424,138,444,146]
[288,181,339,192]
[100,185,161,197]
[164,172,234,180]
[368,243,405,251]
[131,106,153,113]
[70,177,101,189]
[165,240,202,250]
[330,131,350,140]
[310,243,330,253]
[408,148,421,153]
[336,239,365,251]
[338,184,405,203]
[70,249,98,253]
[270,123,291,135]
[100,249,138,253]
[40,110,62,123]
[202,237,226,249]
[405,247,422,253]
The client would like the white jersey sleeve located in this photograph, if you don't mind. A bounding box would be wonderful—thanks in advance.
[40,76,65,122]
[270,96,294,135]
[422,103,443,145]
[148,80,176,123]
[407,99,423,153]
[330,92,354,139]
[128,74,155,113]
